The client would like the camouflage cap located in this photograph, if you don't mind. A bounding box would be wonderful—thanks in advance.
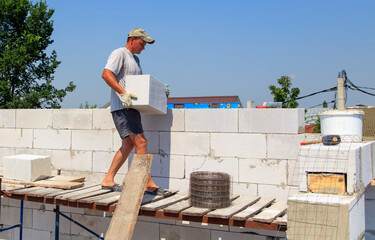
[128,28,155,44]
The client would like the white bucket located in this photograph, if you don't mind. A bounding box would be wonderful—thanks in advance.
[319,109,364,142]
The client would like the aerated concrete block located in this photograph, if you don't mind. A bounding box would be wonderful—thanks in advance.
[16,109,53,129]
[34,129,71,150]
[0,129,33,148]
[22,228,53,240]
[257,184,295,201]
[210,133,266,158]
[168,155,185,178]
[70,213,111,237]
[92,151,120,173]
[160,132,210,156]
[72,130,112,151]
[160,224,211,240]
[52,150,92,172]
[0,109,15,128]
[185,109,238,132]
[239,108,305,134]
[124,75,167,114]
[133,220,160,240]
[0,148,16,167]
[267,134,305,160]
[287,193,365,240]
[232,182,258,196]
[185,156,239,181]
[53,109,93,129]
[3,154,51,182]
[212,230,269,240]
[93,109,116,130]
[142,109,184,131]
[239,159,287,185]
[32,209,70,233]
[150,154,185,178]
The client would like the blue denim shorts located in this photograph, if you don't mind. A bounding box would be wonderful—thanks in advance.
[112,109,144,139]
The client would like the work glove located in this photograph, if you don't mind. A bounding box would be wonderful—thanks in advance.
[119,92,137,108]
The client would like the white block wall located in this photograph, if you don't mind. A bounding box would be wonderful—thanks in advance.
[0,108,305,239]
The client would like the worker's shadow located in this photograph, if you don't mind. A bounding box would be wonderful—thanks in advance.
[127,109,173,190]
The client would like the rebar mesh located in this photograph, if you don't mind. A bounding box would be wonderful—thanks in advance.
[190,171,231,209]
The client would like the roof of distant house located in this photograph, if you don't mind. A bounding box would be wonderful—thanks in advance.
[167,96,241,104]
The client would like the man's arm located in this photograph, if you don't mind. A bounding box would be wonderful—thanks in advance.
[102,68,137,108]
[102,69,126,94]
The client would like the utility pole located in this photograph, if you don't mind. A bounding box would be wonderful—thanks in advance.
[337,72,345,110]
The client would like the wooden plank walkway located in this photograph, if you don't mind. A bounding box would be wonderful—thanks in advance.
[2,183,287,232]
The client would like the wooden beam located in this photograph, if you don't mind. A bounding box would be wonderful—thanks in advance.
[105,154,153,240]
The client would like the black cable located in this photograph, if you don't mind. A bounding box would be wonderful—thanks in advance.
[307,100,335,109]
[283,86,337,104]
[345,75,375,96]
[355,86,375,90]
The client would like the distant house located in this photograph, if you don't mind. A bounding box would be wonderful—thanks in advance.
[103,96,243,109]
[167,96,242,109]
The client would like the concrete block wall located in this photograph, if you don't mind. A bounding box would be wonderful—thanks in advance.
[0,108,304,239]
[0,108,305,200]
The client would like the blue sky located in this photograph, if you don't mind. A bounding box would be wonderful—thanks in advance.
[45,0,375,108]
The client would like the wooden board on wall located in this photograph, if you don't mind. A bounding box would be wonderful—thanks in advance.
[307,173,346,195]
[105,154,153,240]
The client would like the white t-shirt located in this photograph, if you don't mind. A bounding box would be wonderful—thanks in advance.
[104,47,143,112]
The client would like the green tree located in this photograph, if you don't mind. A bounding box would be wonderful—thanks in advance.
[268,76,300,108]
[323,101,328,108]
[79,101,97,109]
[0,0,75,109]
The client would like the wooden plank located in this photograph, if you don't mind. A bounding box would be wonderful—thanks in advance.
[55,185,102,200]
[181,206,212,217]
[141,191,187,211]
[105,154,153,240]
[26,188,62,197]
[274,214,287,226]
[47,175,85,182]
[163,199,191,214]
[8,187,45,195]
[232,197,275,221]
[206,195,260,219]
[2,179,83,189]
[33,180,84,189]
[78,192,121,204]
[95,194,121,206]
[66,189,112,201]
[181,195,239,217]
[308,173,346,195]
[44,183,99,199]
[252,200,287,223]
[141,193,165,205]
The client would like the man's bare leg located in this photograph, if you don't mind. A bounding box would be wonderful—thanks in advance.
[129,133,159,191]
[101,137,134,187]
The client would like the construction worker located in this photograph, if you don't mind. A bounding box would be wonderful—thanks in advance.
[101,28,169,196]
